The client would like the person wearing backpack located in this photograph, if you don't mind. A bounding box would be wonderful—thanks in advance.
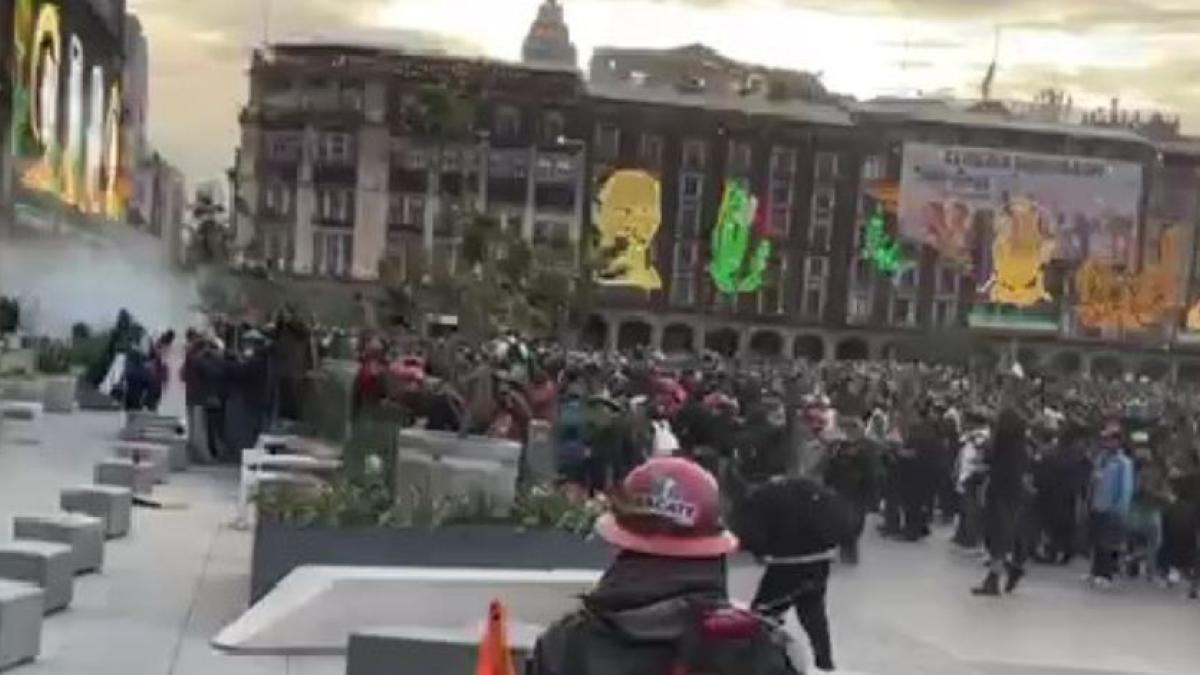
[529,457,800,675]
[736,472,853,672]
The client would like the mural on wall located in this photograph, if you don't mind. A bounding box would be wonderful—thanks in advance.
[709,180,771,294]
[593,169,663,290]
[863,204,905,275]
[10,0,125,220]
[983,198,1056,306]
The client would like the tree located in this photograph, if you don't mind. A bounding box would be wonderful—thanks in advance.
[189,189,229,265]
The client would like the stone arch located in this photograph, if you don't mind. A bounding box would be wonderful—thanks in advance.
[835,337,870,361]
[1137,358,1171,382]
[749,330,784,358]
[661,323,696,354]
[1092,354,1125,380]
[617,320,652,352]
[580,314,608,351]
[794,335,826,362]
[1049,351,1083,376]
[704,327,740,358]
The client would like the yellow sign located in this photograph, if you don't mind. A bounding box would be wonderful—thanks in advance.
[594,169,663,291]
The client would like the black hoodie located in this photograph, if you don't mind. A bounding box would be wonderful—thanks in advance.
[529,553,799,675]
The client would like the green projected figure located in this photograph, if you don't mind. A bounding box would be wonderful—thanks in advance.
[865,206,904,275]
[709,180,771,294]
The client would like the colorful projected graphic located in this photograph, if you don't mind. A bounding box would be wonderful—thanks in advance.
[899,143,1142,267]
[864,206,904,275]
[1077,225,1185,330]
[709,180,771,294]
[10,0,126,221]
[985,198,1056,306]
[594,169,663,290]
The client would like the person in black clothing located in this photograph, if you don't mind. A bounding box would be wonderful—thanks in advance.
[1034,423,1090,565]
[736,471,851,672]
[822,419,879,564]
[973,407,1031,596]
[530,458,799,675]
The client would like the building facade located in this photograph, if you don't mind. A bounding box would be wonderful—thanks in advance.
[521,0,577,69]
[236,44,586,283]
[233,35,1200,374]
[122,13,148,172]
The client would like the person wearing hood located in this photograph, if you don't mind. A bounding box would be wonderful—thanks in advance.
[530,457,800,675]
[973,407,1031,597]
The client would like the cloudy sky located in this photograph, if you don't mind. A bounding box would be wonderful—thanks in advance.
[127,0,1200,187]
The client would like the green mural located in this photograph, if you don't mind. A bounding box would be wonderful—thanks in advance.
[864,205,904,275]
[709,180,771,294]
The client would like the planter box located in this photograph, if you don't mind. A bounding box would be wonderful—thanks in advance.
[250,520,612,605]
[41,377,75,414]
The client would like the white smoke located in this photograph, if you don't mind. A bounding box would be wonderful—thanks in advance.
[0,223,203,337]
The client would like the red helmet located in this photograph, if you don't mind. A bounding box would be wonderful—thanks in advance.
[595,457,738,559]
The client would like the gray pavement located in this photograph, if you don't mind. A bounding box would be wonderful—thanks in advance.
[1,405,1198,675]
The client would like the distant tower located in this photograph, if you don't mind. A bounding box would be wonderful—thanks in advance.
[522,0,577,68]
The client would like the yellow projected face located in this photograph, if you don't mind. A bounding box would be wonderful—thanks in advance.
[594,169,662,291]
[989,198,1054,306]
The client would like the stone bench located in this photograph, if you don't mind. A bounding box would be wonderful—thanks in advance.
[0,542,73,613]
[0,580,44,670]
[94,458,155,496]
[120,433,188,472]
[13,514,105,574]
[0,402,38,422]
[60,486,132,539]
[113,442,171,484]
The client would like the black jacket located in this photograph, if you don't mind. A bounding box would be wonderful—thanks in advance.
[736,476,851,559]
[530,554,798,675]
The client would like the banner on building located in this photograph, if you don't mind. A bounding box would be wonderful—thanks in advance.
[899,142,1143,269]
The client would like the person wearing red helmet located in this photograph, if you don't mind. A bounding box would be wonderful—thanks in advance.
[529,457,800,675]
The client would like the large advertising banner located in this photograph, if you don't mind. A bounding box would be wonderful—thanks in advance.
[900,142,1144,331]
[10,0,125,222]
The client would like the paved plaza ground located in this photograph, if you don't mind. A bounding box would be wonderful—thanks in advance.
[1,404,1198,675]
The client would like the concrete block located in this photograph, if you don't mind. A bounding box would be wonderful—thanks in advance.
[60,486,133,539]
[0,542,74,613]
[13,514,105,574]
[40,377,76,414]
[113,442,171,484]
[0,580,44,670]
[132,434,188,471]
[524,420,555,485]
[347,625,537,675]
[0,402,38,421]
[395,449,516,518]
[94,458,155,496]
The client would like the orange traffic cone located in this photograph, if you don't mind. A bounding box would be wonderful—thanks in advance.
[475,600,516,675]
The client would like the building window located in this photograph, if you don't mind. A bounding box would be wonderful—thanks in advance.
[809,186,835,249]
[316,132,354,165]
[388,193,424,226]
[595,123,621,162]
[316,187,354,224]
[852,256,872,288]
[862,154,885,181]
[897,264,918,291]
[542,110,565,145]
[432,238,461,277]
[768,146,796,236]
[727,141,752,177]
[933,299,958,327]
[266,133,301,162]
[639,133,663,169]
[938,265,961,296]
[394,143,429,171]
[682,139,707,171]
[815,152,839,182]
[802,255,828,319]
[848,293,871,324]
[264,182,293,217]
[533,220,570,248]
[312,230,353,277]
[670,241,698,307]
[891,296,916,326]
[682,173,703,198]
[758,255,787,316]
[677,172,704,238]
[495,105,521,139]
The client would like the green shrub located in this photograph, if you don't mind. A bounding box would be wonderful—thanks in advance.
[35,341,72,375]
[0,297,18,334]
[70,330,111,368]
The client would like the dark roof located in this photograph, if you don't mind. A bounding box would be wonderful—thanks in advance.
[586,80,853,127]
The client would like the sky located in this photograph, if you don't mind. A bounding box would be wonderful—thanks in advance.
[125,0,1200,189]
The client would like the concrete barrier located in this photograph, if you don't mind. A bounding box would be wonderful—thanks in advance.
[0,402,38,421]
[40,377,76,414]
[13,514,105,574]
[213,566,599,654]
[0,580,44,670]
[0,542,74,614]
[346,624,538,675]
[60,486,132,539]
[393,431,522,518]
[94,458,155,496]
[113,443,171,484]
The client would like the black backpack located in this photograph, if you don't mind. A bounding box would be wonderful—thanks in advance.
[669,602,800,675]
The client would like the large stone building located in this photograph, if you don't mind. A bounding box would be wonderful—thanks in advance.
[235,43,586,282]
[232,12,1200,375]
